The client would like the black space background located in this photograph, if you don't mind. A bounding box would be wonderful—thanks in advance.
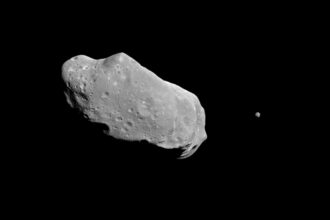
[4,3,316,215]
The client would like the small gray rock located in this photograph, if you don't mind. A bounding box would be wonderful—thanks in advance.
[62,52,207,158]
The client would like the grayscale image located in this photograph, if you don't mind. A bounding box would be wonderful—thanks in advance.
[62,52,207,159]
[6,5,294,213]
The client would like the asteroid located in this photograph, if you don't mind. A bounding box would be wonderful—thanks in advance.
[62,52,207,159]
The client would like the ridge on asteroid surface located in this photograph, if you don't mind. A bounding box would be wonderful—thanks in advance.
[62,52,207,159]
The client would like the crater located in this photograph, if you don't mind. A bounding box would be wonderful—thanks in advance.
[125,120,134,128]
[101,91,110,99]
[115,116,123,122]
[128,108,133,113]
[114,64,127,81]
[121,127,129,133]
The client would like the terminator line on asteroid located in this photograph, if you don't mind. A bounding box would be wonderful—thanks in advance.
[62,52,207,158]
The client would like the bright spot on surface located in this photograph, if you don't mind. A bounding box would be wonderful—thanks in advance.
[255,112,261,118]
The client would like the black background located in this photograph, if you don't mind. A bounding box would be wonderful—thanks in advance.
[4,2,313,216]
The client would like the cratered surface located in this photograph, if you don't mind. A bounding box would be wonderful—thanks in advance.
[62,52,207,158]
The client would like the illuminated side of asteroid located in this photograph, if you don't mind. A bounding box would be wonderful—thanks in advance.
[62,52,207,158]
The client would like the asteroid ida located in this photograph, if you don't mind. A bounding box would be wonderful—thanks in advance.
[62,52,207,159]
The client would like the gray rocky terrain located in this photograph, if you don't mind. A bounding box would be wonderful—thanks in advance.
[62,52,207,158]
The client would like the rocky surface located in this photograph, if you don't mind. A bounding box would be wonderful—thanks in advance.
[62,52,207,158]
